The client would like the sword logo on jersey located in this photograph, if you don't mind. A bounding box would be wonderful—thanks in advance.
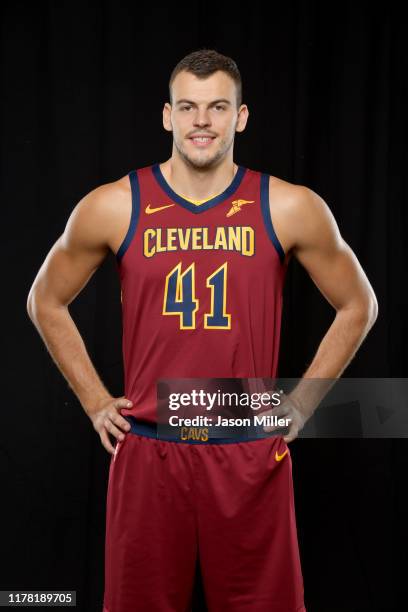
[226,199,255,217]
[145,203,176,214]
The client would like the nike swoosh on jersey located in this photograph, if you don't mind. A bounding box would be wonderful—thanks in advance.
[145,203,176,214]
[275,449,289,462]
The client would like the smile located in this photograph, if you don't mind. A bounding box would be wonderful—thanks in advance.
[190,137,215,147]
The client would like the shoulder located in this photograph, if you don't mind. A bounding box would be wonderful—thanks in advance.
[73,174,131,218]
[64,174,132,254]
[267,173,325,217]
[264,173,341,257]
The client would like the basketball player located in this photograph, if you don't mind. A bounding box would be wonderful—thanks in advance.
[27,49,378,611]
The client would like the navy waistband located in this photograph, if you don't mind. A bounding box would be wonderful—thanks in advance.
[123,415,266,444]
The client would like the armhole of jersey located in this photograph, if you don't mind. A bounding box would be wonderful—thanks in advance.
[260,173,285,264]
[116,170,140,264]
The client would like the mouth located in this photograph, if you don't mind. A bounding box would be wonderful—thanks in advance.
[189,136,216,148]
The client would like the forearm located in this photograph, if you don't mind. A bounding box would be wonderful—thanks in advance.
[303,306,375,379]
[27,300,112,417]
[290,305,377,416]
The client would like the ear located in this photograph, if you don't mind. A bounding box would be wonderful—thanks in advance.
[163,103,172,132]
[235,104,249,133]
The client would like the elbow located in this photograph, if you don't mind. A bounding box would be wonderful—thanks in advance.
[26,284,46,322]
[26,286,36,320]
[365,286,379,329]
[369,293,379,327]
[340,292,378,334]
[354,292,379,332]
[27,285,66,323]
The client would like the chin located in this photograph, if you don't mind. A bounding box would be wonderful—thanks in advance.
[191,157,216,169]
[187,151,225,170]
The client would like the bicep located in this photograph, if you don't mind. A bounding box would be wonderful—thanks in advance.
[29,193,111,308]
[293,189,377,313]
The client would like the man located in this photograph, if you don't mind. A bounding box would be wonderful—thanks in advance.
[27,48,378,611]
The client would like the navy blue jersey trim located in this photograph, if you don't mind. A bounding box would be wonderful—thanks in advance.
[116,170,140,263]
[151,163,247,214]
[260,173,285,264]
[123,416,266,444]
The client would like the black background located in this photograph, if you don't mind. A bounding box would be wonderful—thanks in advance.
[1,2,407,611]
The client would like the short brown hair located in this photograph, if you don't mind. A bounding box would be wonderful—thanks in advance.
[169,48,242,108]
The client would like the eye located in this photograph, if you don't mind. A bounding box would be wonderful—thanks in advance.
[215,105,226,111]
[181,105,191,111]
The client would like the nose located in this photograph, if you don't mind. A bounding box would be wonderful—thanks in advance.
[193,107,211,127]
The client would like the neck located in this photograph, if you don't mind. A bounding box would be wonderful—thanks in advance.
[159,156,238,201]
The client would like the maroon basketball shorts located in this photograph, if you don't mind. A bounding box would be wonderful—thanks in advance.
[102,418,306,612]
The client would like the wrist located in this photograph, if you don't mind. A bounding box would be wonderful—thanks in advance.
[287,393,314,419]
[81,392,113,418]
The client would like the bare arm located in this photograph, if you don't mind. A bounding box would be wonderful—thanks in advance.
[267,183,378,440]
[288,186,378,380]
[27,181,132,453]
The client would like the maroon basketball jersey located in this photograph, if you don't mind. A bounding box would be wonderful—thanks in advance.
[115,162,287,424]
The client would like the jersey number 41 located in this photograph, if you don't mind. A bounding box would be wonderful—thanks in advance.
[163,262,231,330]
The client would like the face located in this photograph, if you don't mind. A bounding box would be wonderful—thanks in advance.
[163,70,249,169]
